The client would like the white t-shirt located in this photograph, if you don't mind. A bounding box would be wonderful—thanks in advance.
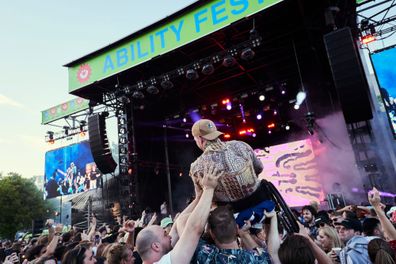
[154,252,171,264]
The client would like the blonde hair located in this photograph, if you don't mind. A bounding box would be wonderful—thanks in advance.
[319,226,343,250]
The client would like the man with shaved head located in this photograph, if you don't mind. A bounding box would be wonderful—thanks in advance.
[136,165,222,264]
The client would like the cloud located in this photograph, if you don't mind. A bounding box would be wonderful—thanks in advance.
[0,94,24,108]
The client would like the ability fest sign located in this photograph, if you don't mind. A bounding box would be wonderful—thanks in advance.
[68,0,283,92]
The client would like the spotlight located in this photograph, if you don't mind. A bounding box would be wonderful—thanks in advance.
[294,91,306,109]
[267,123,276,129]
[222,55,236,67]
[259,95,265,101]
[161,80,174,90]
[273,110,277,115]
[256,114,262,120]
[268,130,272,134]
[202,63,214,75]
[285,124,290,131]
[281,90,286,95]
[252,133,257,138]
[182,118,187,123]
[146,85,159,95]
[185,133,189,138]
[186,69,199,80]
[240,47,255,61]
[63,126,70,136]
[132,91,145,99]
[226,102,232,110]
[47,131,54,144]
[222,98,230,105]
[224,133,231,139]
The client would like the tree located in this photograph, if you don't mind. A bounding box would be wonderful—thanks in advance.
[0,173,51,239]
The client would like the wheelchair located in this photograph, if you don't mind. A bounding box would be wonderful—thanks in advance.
[261,179,300,234]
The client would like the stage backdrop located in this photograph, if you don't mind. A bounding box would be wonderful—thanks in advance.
[256,139,324,207]
[370,45,396,137]
[44,141,101,199]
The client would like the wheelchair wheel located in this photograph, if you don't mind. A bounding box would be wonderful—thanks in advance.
[262,180,300,234]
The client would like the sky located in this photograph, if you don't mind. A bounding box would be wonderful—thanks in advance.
[0,0,196,178]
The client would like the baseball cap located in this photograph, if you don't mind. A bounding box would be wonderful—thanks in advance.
[340,218,362,232]
[160,217,173,228]
[191,119,223,140]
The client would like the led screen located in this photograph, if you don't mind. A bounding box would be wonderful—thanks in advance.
[256,139,324,207]
[371,45,396,137]
[44,141,101,199]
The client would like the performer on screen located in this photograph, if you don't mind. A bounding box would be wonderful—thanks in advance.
[190,119,274,227]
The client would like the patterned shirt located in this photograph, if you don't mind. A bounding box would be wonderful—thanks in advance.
[192,239,272,264]
[190,139,263,202]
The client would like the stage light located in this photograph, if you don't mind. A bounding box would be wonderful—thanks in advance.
[252,133,257,138]
[146,85,159,95]
[256,114,262,120]
[226,102,232,110]
[268,130,272,134]
[132,91,145,99]
[273,110,277,115]
[240,47,255,61]
[179,172,183,177]
[361,35,376,44]
[285,125,290,130]
[281,90,286,95]
[183,117,187,123]
[202,63,214,75]
[185,133,189,138]
[267,123,276,129]
[224,133,231,139]
[222,98,230,105]
[222,55,236,67]
[47,131,55,144]
[259,95,265,101]
[294,91,306,109]
[186,69,199,80]
[63,126,70,136]
[161,79,174,90]
[79,131,86,137]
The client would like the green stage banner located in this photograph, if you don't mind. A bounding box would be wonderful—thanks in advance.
[356,0,370,4]
[41,97,89,124]
[67,0,283,93]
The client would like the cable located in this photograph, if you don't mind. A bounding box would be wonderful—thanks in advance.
[378,0,396,31]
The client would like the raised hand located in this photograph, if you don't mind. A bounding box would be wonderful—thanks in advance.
[123,220,136,233]
[264,210,276,219]
[368,187,381,208]
[201,165,223,190]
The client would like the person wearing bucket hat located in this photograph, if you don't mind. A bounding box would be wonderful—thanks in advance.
[160,217,173,234]
[190,119,275,228]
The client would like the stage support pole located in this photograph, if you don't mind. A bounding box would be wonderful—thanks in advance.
[163,124,174,216]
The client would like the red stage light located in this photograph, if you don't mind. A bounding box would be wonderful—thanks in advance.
[80,131,86,137]
[224,133,231,139]
[222,98,230,105]
[361,35,376,44]
[239,128,255,135]
[48,139,55,144]
[267,123,276,129]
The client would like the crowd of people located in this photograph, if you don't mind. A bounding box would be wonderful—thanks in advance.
[1,119,396,263]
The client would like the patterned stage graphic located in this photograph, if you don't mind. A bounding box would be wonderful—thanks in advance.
[255,139,324,207]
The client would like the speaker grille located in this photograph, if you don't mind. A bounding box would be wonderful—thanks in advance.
[88,114,117,174]
[324,27,373,123]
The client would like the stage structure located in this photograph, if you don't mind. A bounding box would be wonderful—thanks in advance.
[55,0,390,213]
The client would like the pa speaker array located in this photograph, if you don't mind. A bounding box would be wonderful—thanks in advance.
[324,27,373,123]
[88,114,117,174]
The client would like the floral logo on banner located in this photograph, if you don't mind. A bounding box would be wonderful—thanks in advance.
[77,64,92,83]
[61,103,68,111]
[50,107,57,115]
[76,97,84,105]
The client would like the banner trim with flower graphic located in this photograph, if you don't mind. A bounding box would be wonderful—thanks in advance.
[41,97,90,125]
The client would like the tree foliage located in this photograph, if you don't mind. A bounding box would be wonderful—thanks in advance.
[0,173,50,239]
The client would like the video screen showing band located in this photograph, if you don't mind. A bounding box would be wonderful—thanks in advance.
[371,45,396,137]
[44,141,101,199]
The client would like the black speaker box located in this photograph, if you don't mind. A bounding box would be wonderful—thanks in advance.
[324,27,373,123]
[88,114,117,174]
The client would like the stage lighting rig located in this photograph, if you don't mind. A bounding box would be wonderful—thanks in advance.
[186,69,199,80]
[305,112,315,136]
[146,85,159,95]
